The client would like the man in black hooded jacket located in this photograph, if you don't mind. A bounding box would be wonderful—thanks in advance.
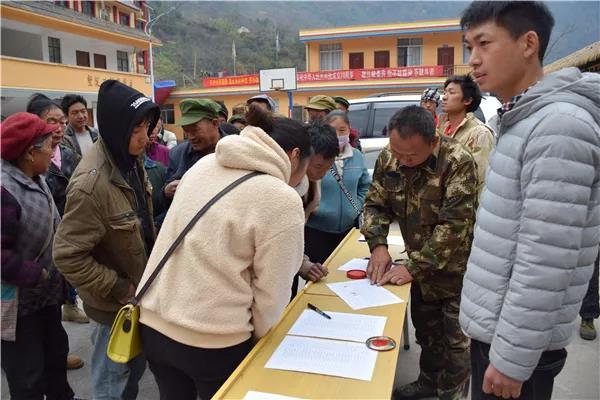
[54,80,160,400]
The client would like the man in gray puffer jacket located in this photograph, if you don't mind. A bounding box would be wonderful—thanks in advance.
[460,2,600,399]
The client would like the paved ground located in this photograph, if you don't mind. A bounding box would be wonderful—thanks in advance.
[2,298,599,399]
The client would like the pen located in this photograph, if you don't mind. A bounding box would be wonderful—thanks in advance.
[307,303,332,320]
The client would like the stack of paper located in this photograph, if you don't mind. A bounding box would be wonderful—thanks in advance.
[337,258,369,272]
[288,309,386,343]
[243,391,305,400]
[265,336,378,381]
[358,234,404,246]
[327,279,404,310]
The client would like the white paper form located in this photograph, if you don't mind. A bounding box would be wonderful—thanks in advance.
[326,279,404,310]
[265,336,378,381]
[288,310,387,343]
[242,391,306,400]
[337,258,369,272]
[358,234,404,246]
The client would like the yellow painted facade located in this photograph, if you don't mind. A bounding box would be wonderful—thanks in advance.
[306,32,464,72]
[0,4,157,50]
[1,1,155,118]
[164,18,471,139]
[0,56,151,95]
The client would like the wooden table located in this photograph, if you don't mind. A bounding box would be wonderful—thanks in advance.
[212,229,411,400]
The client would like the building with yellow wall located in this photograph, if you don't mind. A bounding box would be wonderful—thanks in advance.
[162,18,470,139]
[1,0,158,123]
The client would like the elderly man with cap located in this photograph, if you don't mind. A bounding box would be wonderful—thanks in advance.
[247,94,277,112]
[420,87,441,126]
[163,99,224,200]
[1,112,78,400]
[333,96,362,151]
[305,95,337,123]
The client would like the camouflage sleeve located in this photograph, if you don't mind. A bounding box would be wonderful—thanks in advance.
[405,156,477,282]
[360,149,393,251]
[471,125,495,190]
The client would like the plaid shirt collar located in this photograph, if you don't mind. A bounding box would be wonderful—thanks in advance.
[497,82,539,119]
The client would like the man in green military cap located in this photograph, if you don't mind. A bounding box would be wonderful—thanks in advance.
[361,105,477,400]
[305,95,337,122]
[163,98,222,200]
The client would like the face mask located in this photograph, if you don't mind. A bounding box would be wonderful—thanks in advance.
[293,175,309,197]
[338,135,350,151]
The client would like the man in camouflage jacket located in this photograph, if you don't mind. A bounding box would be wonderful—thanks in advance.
[361,106,477,400]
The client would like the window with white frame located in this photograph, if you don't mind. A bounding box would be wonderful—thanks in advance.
[397,38,423,67]
[319,43,342,70]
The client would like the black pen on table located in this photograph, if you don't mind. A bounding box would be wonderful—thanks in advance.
[307,303,332,320]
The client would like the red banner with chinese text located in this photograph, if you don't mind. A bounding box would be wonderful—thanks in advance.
[202,66,445,88]
[203,74,260,88]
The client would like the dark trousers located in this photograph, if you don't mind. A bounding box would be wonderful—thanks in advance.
[411,284,470,396]
[1,305,74,400]
[290,274,301,300]
[471,339,567,400]
[580,251,600,321]
[141,324,252,400]
[304,226,351,264]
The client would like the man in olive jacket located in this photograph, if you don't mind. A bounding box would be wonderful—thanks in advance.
[54,80,160,400]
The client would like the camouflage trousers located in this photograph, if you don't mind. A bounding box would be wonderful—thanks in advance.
[411,283,470,399]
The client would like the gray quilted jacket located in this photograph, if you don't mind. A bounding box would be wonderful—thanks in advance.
[460,67,600,381]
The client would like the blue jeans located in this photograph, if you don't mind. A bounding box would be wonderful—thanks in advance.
[67,284,78,304]
[90,322,146,400]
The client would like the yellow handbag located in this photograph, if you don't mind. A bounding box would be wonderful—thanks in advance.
[106,171,264,363]
[107,303,141,363]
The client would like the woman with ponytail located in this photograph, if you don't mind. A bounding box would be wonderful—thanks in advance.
[137,104,312,399]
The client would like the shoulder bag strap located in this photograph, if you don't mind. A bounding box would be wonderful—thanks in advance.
[329,164,362,216]
[132,171,264,304]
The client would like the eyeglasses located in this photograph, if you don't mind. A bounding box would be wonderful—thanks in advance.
[46,117,67,126]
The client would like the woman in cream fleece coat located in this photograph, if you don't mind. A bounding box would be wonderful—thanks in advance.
[137,106,311,400]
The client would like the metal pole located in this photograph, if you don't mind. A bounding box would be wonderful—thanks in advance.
[287,91,293,119]
[145,6,178,101]
[148,28,155,100]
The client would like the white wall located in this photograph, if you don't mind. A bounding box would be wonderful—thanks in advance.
[1,18,139,73]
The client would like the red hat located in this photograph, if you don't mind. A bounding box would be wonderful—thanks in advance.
[0,112,59,161]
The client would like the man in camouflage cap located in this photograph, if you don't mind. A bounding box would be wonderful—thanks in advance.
[420,87,441,125]
[304,95,337,122]
[361,105,477,400]
[163,98,222,200]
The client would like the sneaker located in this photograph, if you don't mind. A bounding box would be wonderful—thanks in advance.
[580,319,597,341]
[62,303,89,323]
[67,355,84,370]
[393,379,437,399]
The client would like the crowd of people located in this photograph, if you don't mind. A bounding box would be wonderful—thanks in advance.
[1,2,599,400]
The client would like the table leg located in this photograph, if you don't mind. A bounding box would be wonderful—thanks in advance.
[403,315,410,350]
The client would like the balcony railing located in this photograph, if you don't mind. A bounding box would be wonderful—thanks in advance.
[0,56,151,95]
